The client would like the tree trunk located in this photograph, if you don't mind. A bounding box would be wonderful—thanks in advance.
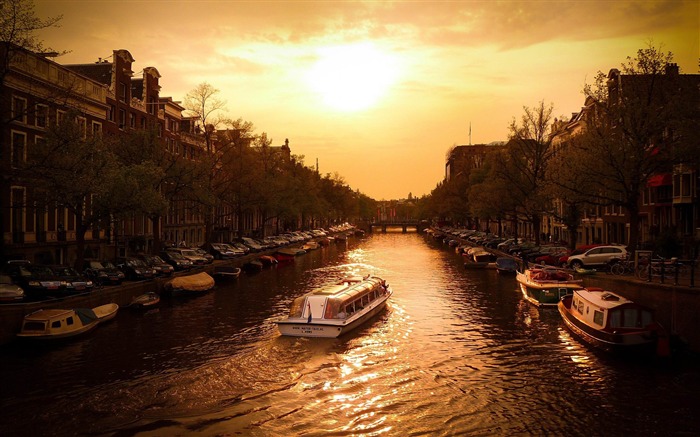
[151,215,161,254]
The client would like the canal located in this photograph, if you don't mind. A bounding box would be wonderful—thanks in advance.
[1,232,699,436]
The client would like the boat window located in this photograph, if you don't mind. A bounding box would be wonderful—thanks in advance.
[66,317,74,326]
[623,309,639,327]
[51,320,61,328]
[593,310,604,326]
[609,310,621,328]
[23,321,46,331]
[577,300,584,314]
[288,297,305,318]
[324,299,344,319]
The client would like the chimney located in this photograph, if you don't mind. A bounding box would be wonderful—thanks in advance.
[665,63,679,75]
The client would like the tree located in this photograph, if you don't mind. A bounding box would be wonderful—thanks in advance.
[21,110,117,268]
[494,101,557,244]
[554,44,695,252]
[1,0,63,258]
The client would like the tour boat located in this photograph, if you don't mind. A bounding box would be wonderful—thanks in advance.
[558,287,669,356]
[17,308,99,340]
[516,266,582,307]
[277,275,392,338]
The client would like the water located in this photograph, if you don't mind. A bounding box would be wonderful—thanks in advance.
[1,233,698,436]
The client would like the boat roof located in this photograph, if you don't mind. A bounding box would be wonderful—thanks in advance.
[24,309,76,320]
[574,287,633,309]
[306,276,383,300]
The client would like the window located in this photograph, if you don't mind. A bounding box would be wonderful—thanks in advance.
[57,109,66,124]
[593,310,604,326]
[11,131,26,167]
[66,317,74,326]
[51,320,61,328]
[35,104,48,128]
[119,109,126,129]
[108,104,115,122]
[77,117,86,138]
[129,112,135,128]
[119,82,127,102]
[12,97,27,123]
[91,121,102,137]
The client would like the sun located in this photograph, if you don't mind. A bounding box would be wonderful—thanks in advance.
[305,43,398,112]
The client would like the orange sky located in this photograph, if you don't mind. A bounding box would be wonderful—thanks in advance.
[34,0,699,200]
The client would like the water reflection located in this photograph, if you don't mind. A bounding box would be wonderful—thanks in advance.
[0,232,698,436]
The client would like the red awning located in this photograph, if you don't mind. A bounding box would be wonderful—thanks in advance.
[647,173,672,187]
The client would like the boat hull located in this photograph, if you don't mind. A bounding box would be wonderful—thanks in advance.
[277,296,390,338]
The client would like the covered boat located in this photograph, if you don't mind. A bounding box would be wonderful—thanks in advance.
[558,287,669,356]
[516,266,582,307]
[17,308,99,340]
[165,272,215,294]
[277,275,392,338]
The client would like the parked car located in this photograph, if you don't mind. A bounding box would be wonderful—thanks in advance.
[535,250,569,266]
[80,259,125,286]
[209,243,244,259]
[159,251,193,271]
[192,248,214,264]
[0,274,25,302]
[567,245,628,269]
[3,264,62,300]
[234,237,264,252]
[227,241,250,255]
[137,254,174,277]
[558,244,603,267]
[116,257,157,281]
[166,248,208,266]
[48,265,95,294]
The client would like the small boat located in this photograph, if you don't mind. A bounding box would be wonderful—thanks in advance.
[212,265,241,281]
[277,275,392,338]
[273,251,296,262]
[259,255,279,267]
[242,260,263,273]
[276,247,306,257]
[165,272,215,294]
[471,249,497,263]
[495,257,519,275]
[93,303,119,322]
[558,287,669,356]
[17,308,99,340]
[129,292,160,309]
[516,266,583,307]
[301,241,319,251]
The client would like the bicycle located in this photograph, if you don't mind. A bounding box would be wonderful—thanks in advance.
[610,258,635,276]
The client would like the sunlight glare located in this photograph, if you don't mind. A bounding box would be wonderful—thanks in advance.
[306,43,398,112]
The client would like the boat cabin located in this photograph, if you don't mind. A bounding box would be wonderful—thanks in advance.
[287,276,388,321]
[571,288,654,332]
[19,308,97,337]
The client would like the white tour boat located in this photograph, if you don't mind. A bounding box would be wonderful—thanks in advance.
[277,275,392,338]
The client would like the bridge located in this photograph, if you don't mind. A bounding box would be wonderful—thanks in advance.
[359,220,429,234]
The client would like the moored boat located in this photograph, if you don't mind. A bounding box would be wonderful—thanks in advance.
[16,308,99,340]
[276,247,306,257]
[495,257,519,275]
[516,266,582,307]
[212,265,241,281]
[164,272,215,295]
[93,303,119,322]
[558,287,669,356]
[129,292,160,309]
[259,255,279,267]
[277,275,392,338]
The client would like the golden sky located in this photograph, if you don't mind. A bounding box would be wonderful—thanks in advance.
[34,0,699,200]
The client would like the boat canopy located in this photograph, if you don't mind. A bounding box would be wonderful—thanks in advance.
[287,276,388,320]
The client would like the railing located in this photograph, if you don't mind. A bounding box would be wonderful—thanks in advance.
[609,256,696,287]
